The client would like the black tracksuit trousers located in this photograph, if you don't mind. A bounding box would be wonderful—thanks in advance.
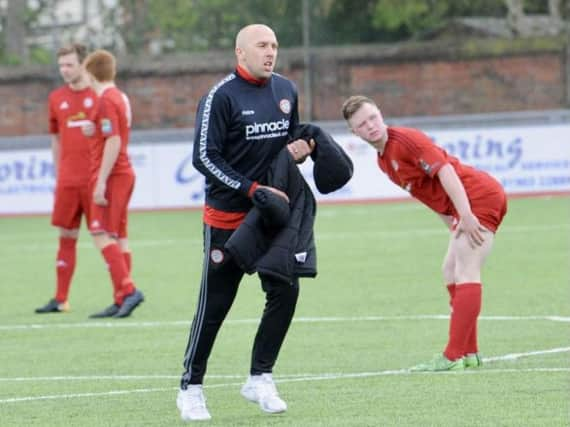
[180,224,299,388]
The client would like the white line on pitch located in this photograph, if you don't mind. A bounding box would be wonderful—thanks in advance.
[1,367,569,404]
[0,347,568,389]
[2,314,569,331]
[1,223,567,249]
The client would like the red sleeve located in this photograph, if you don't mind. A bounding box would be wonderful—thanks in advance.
[98,97,121,139]
[398,128,448,178]
[48,94,59,134]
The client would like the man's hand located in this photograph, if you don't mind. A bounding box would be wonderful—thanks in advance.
[455,211,486,248]
[287,138,315,163]
[93,181,108,206]
[257,185,289,204]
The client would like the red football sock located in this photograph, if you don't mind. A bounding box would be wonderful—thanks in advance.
[55,237,77,302]
[465,284,482,355]
[102,244,135,305]
[444,283,481,361]
[123,251,132,273]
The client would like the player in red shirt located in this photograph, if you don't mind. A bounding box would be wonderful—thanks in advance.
[36,44,97,314]
[82,49,144,318]
[342,95,507,371]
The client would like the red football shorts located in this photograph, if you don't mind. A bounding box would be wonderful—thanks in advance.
[51,184,91,229]
[467,183,508,233]
[89,173,135,239]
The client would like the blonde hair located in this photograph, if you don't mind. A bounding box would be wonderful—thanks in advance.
[83,49,116,82]
[341,95,377,121]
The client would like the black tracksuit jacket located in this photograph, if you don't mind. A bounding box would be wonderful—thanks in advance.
[192,70,299,213]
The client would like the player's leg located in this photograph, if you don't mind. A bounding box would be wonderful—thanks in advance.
[442,236,457,309]
[110,175,143,317]
[117,176,133,273]
[55,227,80,302]
[88,232,128,317]
[36,186,82,313]
[411,234,465,371]
[178,225,243,421]
[118,237,131,273]
[88,175,140,318]
[444,230,494,362]
[412,230,494,371]
[451,229,494,363]
[240,275,298,413]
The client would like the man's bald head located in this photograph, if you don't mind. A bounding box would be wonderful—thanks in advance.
[235,24,275,49]
[234,24,278,80]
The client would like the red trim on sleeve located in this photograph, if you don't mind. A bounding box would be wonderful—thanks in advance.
[248,181,259,198]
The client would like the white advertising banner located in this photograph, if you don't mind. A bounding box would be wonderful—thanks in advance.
[309,123,570,202]
[1,123,569,215]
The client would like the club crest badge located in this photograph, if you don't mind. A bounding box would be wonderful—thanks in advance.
[279,99,291,114]
[101,118,112,134]
[420,159,432,174]
[210,249,224,264]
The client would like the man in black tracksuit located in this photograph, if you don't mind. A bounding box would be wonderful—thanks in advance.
[176,24,315,422]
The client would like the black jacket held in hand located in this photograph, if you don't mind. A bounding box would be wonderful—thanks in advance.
[224,124,353,283]
[225,149,316,283]
[296,123,354,194]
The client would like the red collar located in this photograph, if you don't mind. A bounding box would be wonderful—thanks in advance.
[236,65,267,86]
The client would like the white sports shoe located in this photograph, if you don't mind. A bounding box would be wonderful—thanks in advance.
[240,373,287,413]
[177,385,212,421]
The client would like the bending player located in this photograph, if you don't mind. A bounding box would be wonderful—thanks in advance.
[342,95,507,371]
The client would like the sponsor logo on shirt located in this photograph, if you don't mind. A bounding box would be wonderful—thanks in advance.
[245,118,290,140]
[66,112,89,128]
[101,118,112,134]
[241,110,255,115]
[279,99,291,114]
[59,101,69,110]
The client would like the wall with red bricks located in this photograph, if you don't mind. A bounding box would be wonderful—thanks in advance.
[0,37,567,136]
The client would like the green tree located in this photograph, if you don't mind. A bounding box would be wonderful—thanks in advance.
[116,0,569,55]
[368,0,510,40]
[119,0,304,53]
[312,0,388,44]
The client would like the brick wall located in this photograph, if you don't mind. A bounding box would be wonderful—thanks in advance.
[0,37,567,136]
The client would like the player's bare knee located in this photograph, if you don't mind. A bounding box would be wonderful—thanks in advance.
[60,228,79,239]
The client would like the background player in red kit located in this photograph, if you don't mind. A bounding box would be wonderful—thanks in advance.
[342,95,507,371]
[83,49,144,318]
[36,44,97,314]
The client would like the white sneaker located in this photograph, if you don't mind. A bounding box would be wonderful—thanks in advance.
[177,385,212,421]
[240,373,287,413]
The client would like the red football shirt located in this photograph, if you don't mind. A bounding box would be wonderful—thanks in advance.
[89,86,134,178]
[48,85,97,186]
[379,127,504,221]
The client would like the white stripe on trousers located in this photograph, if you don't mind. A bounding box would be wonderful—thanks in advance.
[182,225,211,372]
